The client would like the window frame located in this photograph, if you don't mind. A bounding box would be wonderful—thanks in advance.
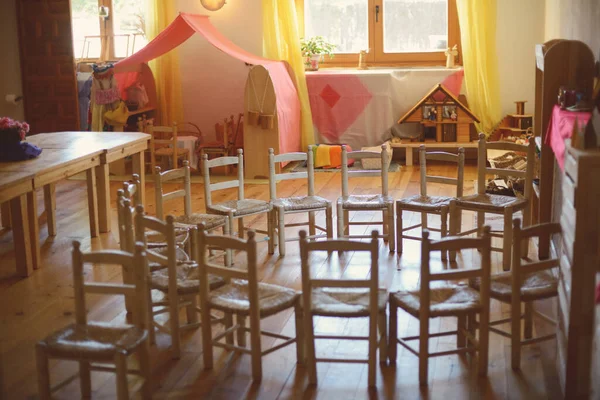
[296,0,461,67]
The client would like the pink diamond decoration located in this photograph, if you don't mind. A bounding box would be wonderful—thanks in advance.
[320,84,341,108]
[307,74,373,142]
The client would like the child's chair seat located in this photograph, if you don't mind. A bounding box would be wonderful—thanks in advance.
[396,195,453,212]
[39,321,148,360]
[273,195,330,211]
[472,271,558,303]
[392,284,482,319]
[455,193,528,212]
[309,287,388,317]
[338,194,394,210]
[207,279,300,317]
[150,263,226,296]
[171,213,228,230]
[207,199,271,217]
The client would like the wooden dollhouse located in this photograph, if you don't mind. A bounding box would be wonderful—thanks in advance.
[397,84,479,143]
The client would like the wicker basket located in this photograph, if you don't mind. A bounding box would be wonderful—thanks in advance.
[360,142,392,170]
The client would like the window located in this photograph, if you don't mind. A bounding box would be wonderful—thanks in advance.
[71,0,148,61]
[298,0,460,66]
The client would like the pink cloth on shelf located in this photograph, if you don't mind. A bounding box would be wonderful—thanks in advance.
[306,74,372,142]
[545,105,592,170]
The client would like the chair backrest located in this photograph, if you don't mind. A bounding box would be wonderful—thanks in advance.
[299,230,380,317]
[202,149,244,207]
[419,227,492,318]
[419,145,465,198]
[154,160,192,220]
[268,145,315,201]
[149,121,179,167]
[511,219,561,291]
[476,132,535,198]
[116,194,135,252]
[341,144,389,197]
[71,240,148,328]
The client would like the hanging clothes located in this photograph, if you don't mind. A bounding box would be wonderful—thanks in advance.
[90,64,121,131]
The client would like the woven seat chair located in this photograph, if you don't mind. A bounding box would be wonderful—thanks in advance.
[194,224,303,382]
[147,121,190,172]
[202,149,272,241]
[299,230,387,388]
[337,145,395,251]
[389,227,492,386]
[449,133,535,271]
[36,242,152,400]
[396,146,464,261]
[471,219,560,369]
[267,146,333,256]
[154,160,230,265]
[134,205,228,359]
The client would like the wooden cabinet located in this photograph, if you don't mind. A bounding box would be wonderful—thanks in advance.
[556,140,600,398]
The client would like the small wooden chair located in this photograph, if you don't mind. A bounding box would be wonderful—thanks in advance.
[449,133,535,271]
[388,227,492,385]
[36,242,152,400]
[472,219,560,369]
[154,160,230,265]
[195,225,302,382]
[134,205,221,359]
[337,145,395,251]
[202,149,272,240]
[396,146,465,261]
[148,121,189,172]
[196,114,243,173]
[299,230,387,387]
[268,146,333,256]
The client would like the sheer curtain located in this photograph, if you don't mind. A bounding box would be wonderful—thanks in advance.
[456,0,501,135]
[263,0,315,149]
[145,2,183,125]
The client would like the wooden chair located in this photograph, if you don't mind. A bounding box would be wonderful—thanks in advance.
[134,205,219,359]
[148,121,189,172]
[472,218,560,369]
[396,146,465,261]
[195,225,302,382]
[36,242,152,400]
[154,160,230,265]
[337,145,395,251]
[202,149,272,240]
[388,227,492,385]
[449,133,535,271]
[196,113,244,173]
[299,229,387,387]
[268,146,333,256]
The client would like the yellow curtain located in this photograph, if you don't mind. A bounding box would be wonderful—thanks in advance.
[456,0,501,135]
[146,2,183,125]
[262,0,315,149]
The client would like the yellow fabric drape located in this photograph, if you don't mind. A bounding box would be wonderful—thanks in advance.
[456,0,501,135]
[146,2,183,125]
[262,0,315,150]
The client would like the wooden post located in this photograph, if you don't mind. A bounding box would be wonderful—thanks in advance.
[10,194,33,277]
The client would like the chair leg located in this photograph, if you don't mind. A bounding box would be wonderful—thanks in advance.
[223,223,232,267]
[268,210,275,255]
[147,291,156,345]
[343,210,350,236]
[503,208,513,271]
[308,211,316,237]
[449,201,458,261]
[382,209,389,243]
[388,300,398,363]
[115,352,129,400]
[440,208,448,261]
[238,218,244,239]
[524,301,533,339]
[36,344,51,400]
[186,295,199,325]
[224,312,234,345]
[201,303,214,370]
[421,211,428,230]
[479,309,490,377]
[169,294,181,359]
[368,310,378,388]
[79,361,92,398]
[388,205,395,252]
[418,316,429,385]
[396,207,403,256]
[278,209,286,257]
[378,310,388,364]
[237,314,246,347]
[294,302,304,364]
[325,205,333,241]
[477,211,485,233]
[521,203,532,257]
[138,339,153,399]
[249,318,263,382]
[457,315,466,348]
[304,311,318,385]
[336,203,344,240]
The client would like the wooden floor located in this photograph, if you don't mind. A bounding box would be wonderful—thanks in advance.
[0,164,561,400]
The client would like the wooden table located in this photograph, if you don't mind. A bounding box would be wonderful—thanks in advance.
[0,131,149,277]
[390,141,477,166]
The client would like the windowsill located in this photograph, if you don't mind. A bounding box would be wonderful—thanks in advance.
[305,66,463,75]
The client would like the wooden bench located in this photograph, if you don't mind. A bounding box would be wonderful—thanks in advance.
[390,141,478,166]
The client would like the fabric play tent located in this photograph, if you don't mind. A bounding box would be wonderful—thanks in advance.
[115,12,301,158]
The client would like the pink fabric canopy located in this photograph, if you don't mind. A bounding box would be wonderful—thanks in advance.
[116,13,300,154]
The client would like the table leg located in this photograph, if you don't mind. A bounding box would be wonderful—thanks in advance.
[43,184,57,236]
[132,151,146,206]
[27,191,41,270]
[96,164,111,233]
[406,148,413,166]
[86,168,99,238]
[1,201,11,229]
[10,195,33,277]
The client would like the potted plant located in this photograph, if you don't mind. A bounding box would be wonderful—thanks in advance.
[300,36,337,71]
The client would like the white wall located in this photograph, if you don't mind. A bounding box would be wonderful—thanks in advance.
[496,0,546,118]
[0,0,25,120]
[176,0,262,140]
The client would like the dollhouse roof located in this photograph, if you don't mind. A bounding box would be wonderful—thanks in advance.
[397,84,480,124]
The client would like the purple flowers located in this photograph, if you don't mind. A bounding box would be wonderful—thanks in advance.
[0,117,30,141]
